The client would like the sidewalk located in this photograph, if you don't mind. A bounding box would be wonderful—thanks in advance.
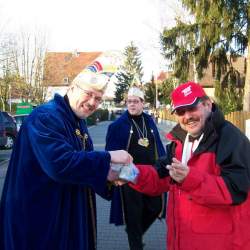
[96,195,166,250]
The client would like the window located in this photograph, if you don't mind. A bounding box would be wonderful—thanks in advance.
[63,77,69,84]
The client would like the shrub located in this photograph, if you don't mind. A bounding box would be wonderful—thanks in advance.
[86,109,109,126]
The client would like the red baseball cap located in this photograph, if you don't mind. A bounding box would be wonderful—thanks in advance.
[171,82,207,112]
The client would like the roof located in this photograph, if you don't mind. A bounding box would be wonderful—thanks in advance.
[190,56,246,87]
[43,51,102,86]
[156,56,246,88]
[156,71,173,82]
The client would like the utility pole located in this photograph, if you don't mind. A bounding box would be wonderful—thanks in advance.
[155,76,158,109]
[9,84,11,112]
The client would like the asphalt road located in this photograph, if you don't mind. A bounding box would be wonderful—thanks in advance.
[89,121,167,250]
[0,149,11,196]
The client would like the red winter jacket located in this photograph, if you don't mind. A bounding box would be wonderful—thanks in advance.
[130,106,250,250]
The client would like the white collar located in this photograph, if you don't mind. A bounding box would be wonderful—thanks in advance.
[181,133,204,165]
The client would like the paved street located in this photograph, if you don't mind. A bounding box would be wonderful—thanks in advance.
[0,119,174,250]
[0,150,10,196]
[89,121,170,250]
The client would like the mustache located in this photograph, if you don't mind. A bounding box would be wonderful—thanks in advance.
[183,117,199,124]
[85,103,95,111]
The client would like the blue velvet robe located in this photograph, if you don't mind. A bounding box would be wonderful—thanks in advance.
[0,94,111,250]
[105,111,165,225]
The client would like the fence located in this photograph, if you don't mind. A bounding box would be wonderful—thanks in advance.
[225,111,250,133]
[159,109,250,133]
[158,109,177,123]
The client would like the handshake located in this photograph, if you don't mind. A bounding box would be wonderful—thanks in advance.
[108,162,139,184]
[107,150,139,184]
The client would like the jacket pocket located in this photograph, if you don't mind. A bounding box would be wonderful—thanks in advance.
[191,209,233,234]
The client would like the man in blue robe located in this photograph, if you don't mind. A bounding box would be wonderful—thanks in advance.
[105,86,166,250]
[0,67,132,250]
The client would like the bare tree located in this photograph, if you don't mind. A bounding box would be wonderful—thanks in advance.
[16,30,48,104]
[0,29,48,111]
[0,34,18,111]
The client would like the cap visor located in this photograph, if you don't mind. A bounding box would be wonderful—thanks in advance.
[171,98,200,114]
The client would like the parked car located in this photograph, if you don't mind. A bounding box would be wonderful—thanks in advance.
[14,114,29,132]
[0,111,17,149]
[113,108,125,116]
[0,122,7,148]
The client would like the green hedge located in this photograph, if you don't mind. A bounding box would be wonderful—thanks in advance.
[110,111,116,121]
[86,114,97,126]
[86,109,109,126]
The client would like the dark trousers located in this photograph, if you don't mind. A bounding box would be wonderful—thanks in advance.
[122,184,162,250]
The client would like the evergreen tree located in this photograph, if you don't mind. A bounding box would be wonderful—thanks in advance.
[159,77,176,105]
[161,0,249,110]
[114,42,143,104]
[144,74,156,107]
[144,75,176,108]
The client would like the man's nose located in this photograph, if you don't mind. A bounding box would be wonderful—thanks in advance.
[88,97,97,106]
[183,110,193,118]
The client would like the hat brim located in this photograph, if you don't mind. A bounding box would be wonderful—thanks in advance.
[171,98,200,114]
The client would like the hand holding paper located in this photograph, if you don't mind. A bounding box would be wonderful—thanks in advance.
[109,150,133,165]
[108,162,139,184]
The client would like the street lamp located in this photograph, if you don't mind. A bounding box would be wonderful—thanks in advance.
[155,77,158,109]
[155,75,160,109]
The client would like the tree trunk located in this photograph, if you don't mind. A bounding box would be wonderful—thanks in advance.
[243,41,250,111]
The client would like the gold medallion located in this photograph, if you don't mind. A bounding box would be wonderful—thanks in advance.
[142,138,149,147]
[138,138,144,146]
[75,129,81,136]
[138,138,149,147]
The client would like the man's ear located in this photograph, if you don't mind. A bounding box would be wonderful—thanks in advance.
[204,99,213,110]
[67,85,76,97]
[70,84,76,92]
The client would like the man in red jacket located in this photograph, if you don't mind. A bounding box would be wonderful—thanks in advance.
[130,82,250,250]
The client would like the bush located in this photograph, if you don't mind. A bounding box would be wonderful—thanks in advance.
[94,109,109,121]
[86,109,109,126]
[214,80,243,114]
[86,112,97,126]
[110,111,116,121]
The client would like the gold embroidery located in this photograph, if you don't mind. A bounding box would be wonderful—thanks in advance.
[75,129,88,150]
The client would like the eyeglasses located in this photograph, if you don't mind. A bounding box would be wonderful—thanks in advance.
[126,99,141,105]
[76,84,103,103]
[174,102,203,116]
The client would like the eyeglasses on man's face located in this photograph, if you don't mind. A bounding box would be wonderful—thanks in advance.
[174,102,203,116]
[126,99,142,105]
[76,84,103,104]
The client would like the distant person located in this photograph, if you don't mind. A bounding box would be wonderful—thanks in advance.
[105,86,165,250]
[154,110,159,124]
[0,64,132,250]
[129,82,250,250]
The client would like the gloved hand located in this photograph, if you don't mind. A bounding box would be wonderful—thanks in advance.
[155,142,175,178]
[155,155,171,178]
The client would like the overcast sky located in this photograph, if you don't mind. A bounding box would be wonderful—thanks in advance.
[0,0,184,81]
